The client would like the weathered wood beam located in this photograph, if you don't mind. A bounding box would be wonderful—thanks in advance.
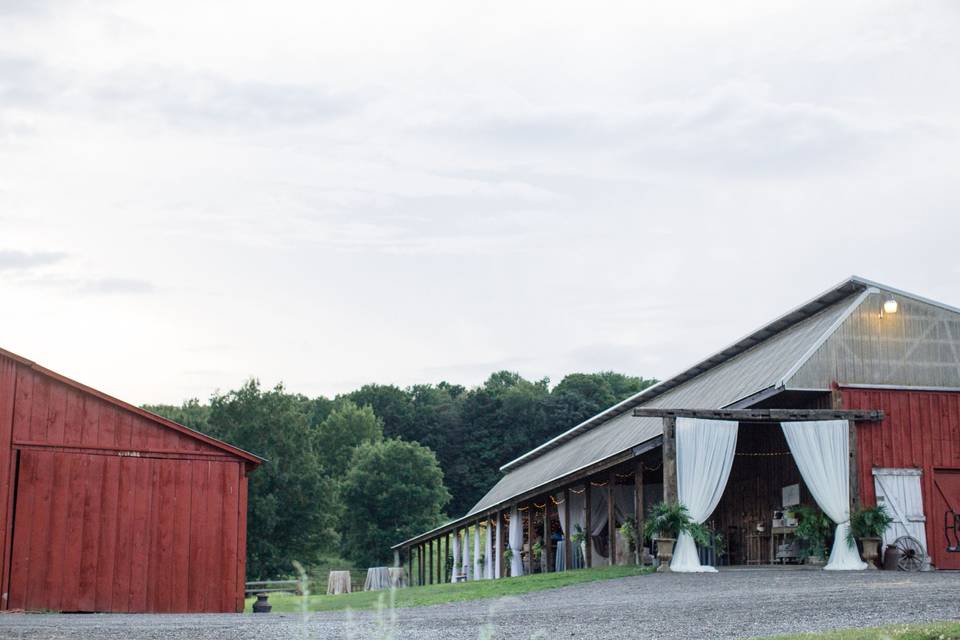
[525,505,533,575]
[634,459,644,554]
[584,483,593,568]
[428,539,434,585]
[543,495,553,573]
[607,470,616,566]
[632,408,883,422]
[563,487,572,570]
[662,416,678,504]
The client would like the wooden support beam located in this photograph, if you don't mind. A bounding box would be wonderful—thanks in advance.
[607,470,616,566]
[525,505,533,575]
[394,549,400,568]
[544,494,553,573]
[634,458,644,556]
[632,407,883,422]
[496,512,504,579]
[663,416,678,504]
[584,484,593,568]
[563,487,572,570]
[428,539,434,585]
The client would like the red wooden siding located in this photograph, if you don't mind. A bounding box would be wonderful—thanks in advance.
[0,352,256,612]
[843,387,960,570]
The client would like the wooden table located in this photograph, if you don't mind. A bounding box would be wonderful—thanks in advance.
[770,526,798,564]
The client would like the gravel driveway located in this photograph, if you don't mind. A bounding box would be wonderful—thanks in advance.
[1,568,957,639]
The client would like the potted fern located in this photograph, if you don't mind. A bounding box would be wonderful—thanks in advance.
[532,541,543,573]
[643,501,698,572]
[849,504,894,569]
[619,517,640,565]
[793,505,832,565]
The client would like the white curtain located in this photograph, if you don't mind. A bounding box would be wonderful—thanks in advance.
[484,522,494,579]
[495,516,503,578]
[671,418,738,573]
[508,506,524,577]
[781,420,867,571]
[473,527,482,580]
[589,486,615,564]
[451,530,461,582]
[462,526,471,580]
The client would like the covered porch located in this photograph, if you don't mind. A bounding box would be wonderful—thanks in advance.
[394,405,884,584]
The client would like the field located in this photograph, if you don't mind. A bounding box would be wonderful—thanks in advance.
[244,564,650,612]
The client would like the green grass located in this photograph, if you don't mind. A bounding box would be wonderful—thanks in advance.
[245,564,650,613]
[764,622,960,640]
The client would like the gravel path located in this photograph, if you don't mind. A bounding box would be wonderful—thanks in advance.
[1,568,958,639]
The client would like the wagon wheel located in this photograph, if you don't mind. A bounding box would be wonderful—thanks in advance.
[893,535,925,571]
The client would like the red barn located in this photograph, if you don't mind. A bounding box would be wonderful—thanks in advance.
[0,348,261,613]
[396,277,960,581]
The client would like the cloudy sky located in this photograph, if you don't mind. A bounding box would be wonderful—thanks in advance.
[1,1,958,405]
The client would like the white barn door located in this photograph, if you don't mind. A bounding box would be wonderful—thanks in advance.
[872,468,928,563]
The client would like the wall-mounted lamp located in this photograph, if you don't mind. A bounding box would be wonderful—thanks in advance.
[881,297,898,318]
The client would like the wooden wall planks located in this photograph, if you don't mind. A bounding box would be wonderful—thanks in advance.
[843,387,960,571]
[0,353,254,613]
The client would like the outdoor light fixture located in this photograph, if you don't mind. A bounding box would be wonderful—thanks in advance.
[883,297,898,315]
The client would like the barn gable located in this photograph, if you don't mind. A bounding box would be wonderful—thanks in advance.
[786,288,960,391]
[0,347,261,465]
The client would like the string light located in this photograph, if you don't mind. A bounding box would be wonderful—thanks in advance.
[735,451,791,457]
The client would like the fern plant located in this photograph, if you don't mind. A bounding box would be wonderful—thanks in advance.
[848,504,894,545]
[642,501,708,544]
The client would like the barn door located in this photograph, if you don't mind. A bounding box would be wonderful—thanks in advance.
[872,468,927,565]
[932,469,960,570]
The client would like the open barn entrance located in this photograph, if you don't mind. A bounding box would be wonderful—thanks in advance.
[708,423,810,565]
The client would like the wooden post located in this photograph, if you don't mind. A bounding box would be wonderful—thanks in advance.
[428,539,434,585]
[525,506,533,575]
[635,458,645,561]
[394,549,400,568]
[407,546,413,586]
[544,496,553,572]
[496,511,504,579]
[419,543,425,586]
[608,470,616,566]
[663,416,678,504]
[563,487,572,570]
[584,483,593,568]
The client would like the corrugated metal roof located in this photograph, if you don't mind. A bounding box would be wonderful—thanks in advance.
[465,280,870,516]
[394,275,957,549]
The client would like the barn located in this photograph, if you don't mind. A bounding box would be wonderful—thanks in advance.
[395,276,960,581]
[0,347,262,613]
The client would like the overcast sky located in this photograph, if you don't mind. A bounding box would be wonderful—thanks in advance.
[1,1,958,405]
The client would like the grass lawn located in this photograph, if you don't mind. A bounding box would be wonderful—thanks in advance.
[245,564,650,613]
[766,622,960,640]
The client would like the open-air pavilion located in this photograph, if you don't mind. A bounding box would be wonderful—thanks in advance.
[393,276,960,580]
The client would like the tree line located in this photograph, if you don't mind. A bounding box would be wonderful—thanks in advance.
[146,370,656,578]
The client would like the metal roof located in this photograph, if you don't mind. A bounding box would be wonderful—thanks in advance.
[394,275,957,548]
[465,283,866,515]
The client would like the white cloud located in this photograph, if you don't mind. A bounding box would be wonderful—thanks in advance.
[0,1,958,404]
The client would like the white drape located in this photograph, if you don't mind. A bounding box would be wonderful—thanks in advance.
[509,506,524,577]
[781,420,866,571]
[451,530,461,582]
[671,418,738,573]
[462,527,471,580]
[495,517,503,578]
[473,527,482,580]
[556,493,567,536]
[484,522,494,579]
